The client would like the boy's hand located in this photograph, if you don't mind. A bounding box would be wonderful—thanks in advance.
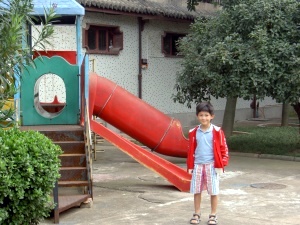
[188,169,193,174]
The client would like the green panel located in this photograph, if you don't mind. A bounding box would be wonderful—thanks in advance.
[21,56,79,125]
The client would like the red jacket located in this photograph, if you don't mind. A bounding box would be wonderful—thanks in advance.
[187,125,229,171]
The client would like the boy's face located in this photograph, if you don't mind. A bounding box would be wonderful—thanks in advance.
[197,111,214,127]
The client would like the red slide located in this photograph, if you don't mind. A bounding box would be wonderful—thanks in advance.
[89,72,191,192]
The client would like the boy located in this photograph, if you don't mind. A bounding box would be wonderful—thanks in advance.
[187,102,229,225]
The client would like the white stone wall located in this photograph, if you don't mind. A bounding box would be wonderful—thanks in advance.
[83,12,139,96]
[141,19,194,114]
[32,25,77,51]
[37,74,66,103]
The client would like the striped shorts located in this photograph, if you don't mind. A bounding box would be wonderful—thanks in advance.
[190,162,219,195]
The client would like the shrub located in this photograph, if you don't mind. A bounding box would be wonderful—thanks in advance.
[228,126,300,156]
[0,128,62,225]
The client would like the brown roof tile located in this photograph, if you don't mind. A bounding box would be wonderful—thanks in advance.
[77,0,216,20]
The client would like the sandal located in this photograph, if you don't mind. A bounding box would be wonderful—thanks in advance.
[190,213,201,224]
[207,214,218,225]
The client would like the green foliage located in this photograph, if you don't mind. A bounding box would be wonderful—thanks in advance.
[186,0,242,11]
[0,0,56,78]
[175,0,300,107]
[228,126,300,156]
[0,128,62,224]
[0,89,15,128]
[0,0,57,127]
[187,0,217,11]
[187,0,199,11]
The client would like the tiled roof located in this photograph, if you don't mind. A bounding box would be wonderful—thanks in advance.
[77,0,216,20]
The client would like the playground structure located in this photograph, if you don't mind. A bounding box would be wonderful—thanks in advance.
[19,55,191,223]
[89,72,191,192]
[12,0,191,223]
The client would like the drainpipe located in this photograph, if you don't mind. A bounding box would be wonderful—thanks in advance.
[138,17,142,99]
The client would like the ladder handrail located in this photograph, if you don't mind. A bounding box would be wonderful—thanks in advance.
[84,98,93,198]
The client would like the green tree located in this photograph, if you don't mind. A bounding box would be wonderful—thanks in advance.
[175,0,300,137]
[0,0,56,126]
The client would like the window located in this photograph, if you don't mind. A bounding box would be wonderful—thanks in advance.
[162,32,186,57]
[83,24,123,55]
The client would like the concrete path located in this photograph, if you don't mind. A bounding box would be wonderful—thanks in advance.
[40,139,300,225]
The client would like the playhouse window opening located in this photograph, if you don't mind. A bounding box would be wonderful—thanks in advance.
[162,32,186,57]
[34,73,66,118]
[84,25,123,55]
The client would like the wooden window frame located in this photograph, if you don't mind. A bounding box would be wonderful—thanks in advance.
[161,32,186,57]
[83,24,123,55]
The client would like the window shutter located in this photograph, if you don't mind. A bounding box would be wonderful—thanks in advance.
[109,32,123,55]
[84,24,123,55]
[113,32,123,50]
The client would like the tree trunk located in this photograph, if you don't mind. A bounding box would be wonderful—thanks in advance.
[281,102,289,127]
[292,102,300,134]
[222,97,237,138]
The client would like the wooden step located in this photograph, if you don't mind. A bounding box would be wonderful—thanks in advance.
[21,125,93,223]
[43,130,84,141]
[59,167,88,181]
[52,193,91,223]
[57,194,90,213]
[58,180,89,187]
[20,125,84,141]
[59,154,86,167]
[54,141,85,154]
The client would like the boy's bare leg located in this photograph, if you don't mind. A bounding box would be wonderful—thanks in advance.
[207,195,218,224]
[210,195,218,214]
[190,193,202,224]
[194,193,202,214]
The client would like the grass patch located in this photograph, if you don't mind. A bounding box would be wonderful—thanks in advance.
[227,126,300,157]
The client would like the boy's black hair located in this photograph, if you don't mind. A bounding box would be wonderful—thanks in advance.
[196,102,214,116]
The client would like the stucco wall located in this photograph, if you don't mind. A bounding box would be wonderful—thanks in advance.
[83,12,139,96]
[32,25,77,51]
[141,19,194,114]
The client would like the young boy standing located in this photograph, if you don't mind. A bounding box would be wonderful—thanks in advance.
[187,102,229,225]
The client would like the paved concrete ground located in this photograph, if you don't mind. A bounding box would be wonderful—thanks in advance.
[40,135,300,225]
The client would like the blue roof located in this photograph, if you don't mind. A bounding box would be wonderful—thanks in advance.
[0,0,84,15]
[32,0,85,16]
[0,1,9,9]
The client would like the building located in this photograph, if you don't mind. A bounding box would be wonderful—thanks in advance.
[35,0,281,131]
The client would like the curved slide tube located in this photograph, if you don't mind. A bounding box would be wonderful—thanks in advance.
[89,72,189,157]
[89,72,191,191]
